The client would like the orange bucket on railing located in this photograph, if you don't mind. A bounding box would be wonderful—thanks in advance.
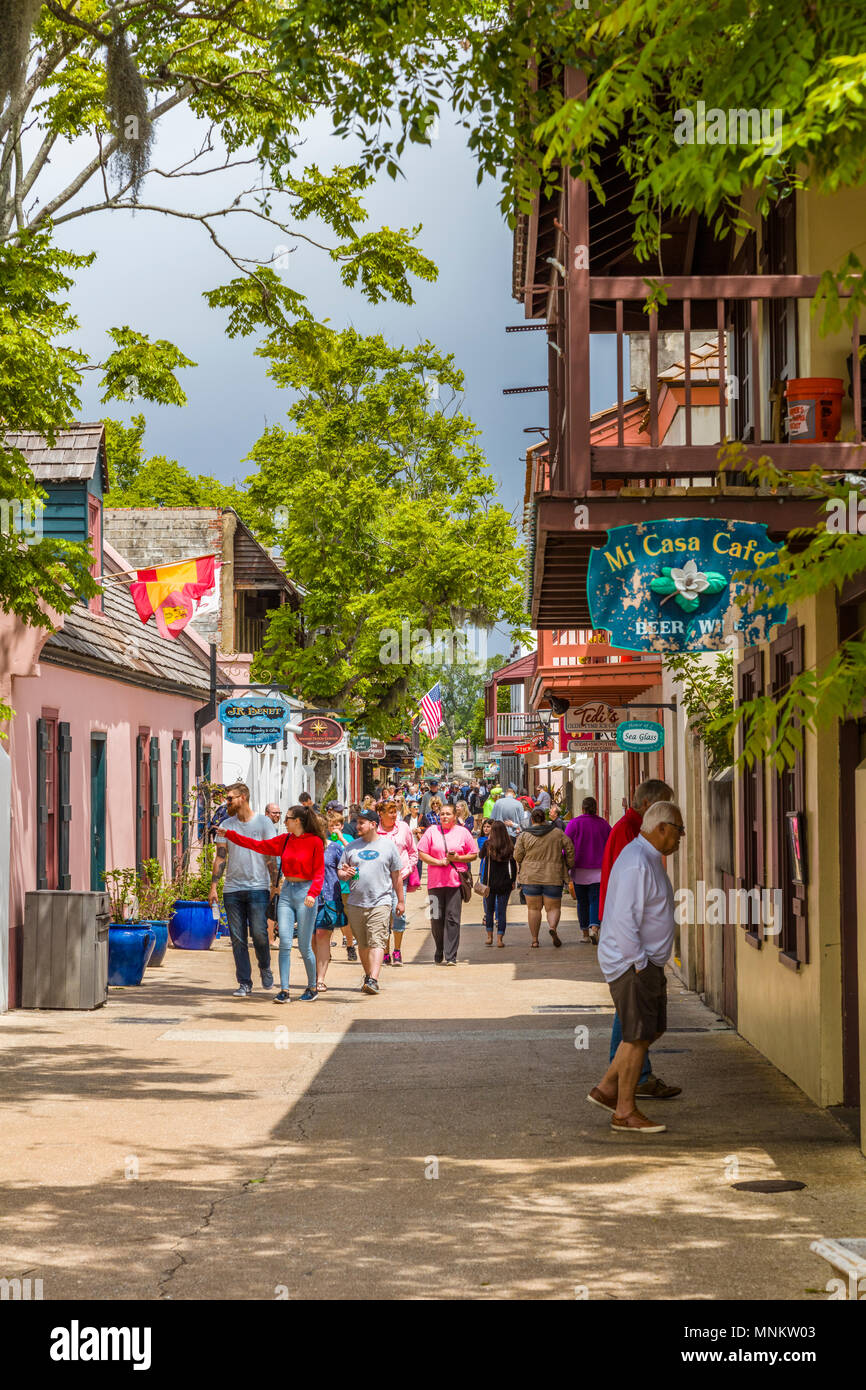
[785,377,843,442]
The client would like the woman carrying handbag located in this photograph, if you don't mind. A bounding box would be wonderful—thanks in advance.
[417,802,478,966]
[478,820,517,947]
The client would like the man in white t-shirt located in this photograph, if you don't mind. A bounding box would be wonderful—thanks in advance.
[210,782,280,997]
[587,801,684,1135]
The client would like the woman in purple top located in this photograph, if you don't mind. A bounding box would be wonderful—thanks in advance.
[564,797,612,945]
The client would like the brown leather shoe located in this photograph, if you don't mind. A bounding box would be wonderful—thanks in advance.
[635,1074,682,1099]
[586,1086,616,1113]
[611,1109,667,1134]
[549,928,562,948]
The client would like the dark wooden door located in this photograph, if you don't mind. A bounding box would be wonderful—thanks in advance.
[90,735,107,892]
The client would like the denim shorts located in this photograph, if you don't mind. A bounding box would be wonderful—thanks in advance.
[521,884,563,898]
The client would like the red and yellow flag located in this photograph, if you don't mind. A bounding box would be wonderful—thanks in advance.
[130,555,216,639]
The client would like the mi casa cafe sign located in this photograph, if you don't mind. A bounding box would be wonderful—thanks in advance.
[563,702,627,734]
[218,697,292,747]
[588,519,786,654]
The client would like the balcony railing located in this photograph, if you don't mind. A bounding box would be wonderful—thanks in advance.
[537,630,658,668]
[541,275,864,495]
[484,712,540,745]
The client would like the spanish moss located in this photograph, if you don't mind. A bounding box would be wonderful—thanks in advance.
[104,28,154,199]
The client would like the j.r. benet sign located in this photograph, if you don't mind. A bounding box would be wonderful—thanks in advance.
[588,519,787,653]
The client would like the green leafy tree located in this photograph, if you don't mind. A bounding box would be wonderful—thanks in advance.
[0,229,192,725]
[242,322,527,734]
[275,0,866,245]
[665,652,734,776]
[1,4,436,311]
[103,415,249,515]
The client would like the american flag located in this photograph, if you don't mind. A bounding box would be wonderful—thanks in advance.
[420,682,443,739]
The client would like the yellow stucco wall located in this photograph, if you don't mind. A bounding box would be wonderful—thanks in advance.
[797,186,866,435]
[735,589,844,1109]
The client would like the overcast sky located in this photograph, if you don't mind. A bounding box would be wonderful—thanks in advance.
[48,103,616,523]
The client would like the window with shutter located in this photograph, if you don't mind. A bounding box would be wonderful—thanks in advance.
[149,736,160,868]
[171,737,181,875]
[36,717,56,889]
[736,649,765,946]
[136,731,150,870]
[182,739,191,856]
[58,722,72,890]
[769,621,807,967]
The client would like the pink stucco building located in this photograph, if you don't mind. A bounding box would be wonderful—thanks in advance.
[0,426,221,1012]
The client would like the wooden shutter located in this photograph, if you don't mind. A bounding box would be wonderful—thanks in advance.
[149,736,160,866]
[182,740,191,855]
[36,719,50,889]
[769,621,807,967]
[170,737,179,871]
[57,722,72,890]
[737,648,765,945]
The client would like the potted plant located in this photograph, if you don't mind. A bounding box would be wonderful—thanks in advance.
[136,859,175,967]
[168,839,220,951]
[103,868,156,986]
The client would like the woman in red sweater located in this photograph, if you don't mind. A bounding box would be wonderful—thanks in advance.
[222,805,325,1003]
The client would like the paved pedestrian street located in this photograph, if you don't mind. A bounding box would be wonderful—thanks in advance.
[1,898,864,1303]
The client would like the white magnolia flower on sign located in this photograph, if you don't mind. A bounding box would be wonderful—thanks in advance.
[649,559,728,613]
[670,559,709,597]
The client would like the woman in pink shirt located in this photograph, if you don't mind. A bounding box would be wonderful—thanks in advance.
[377,800,419,966]
[417,802,478,965]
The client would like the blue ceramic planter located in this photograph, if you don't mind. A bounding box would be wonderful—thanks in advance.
[108,925,156,986]
[169,900,217,951]
[144,921,169,968]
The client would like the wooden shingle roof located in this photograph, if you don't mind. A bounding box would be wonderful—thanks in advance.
[40,539,211,698]
[4,423,109,490]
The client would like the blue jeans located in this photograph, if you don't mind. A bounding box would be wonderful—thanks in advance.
[483,891,510,935]
[224,888,272,988]
[277,880,317,990]
[575,882,600,934]
[610,1012,652,1083]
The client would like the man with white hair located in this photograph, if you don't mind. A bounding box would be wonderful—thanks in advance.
[600,778,681,1100]
[587,801,685,1134]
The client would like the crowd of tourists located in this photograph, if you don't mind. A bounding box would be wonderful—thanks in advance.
[209,771,686,1138]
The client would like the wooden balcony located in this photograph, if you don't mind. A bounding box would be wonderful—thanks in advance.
[530,630,662,705]
[543,275,866,492]
[484,711,541,747]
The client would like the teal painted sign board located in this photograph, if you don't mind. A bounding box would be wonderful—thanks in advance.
[588,519,787,653]
[616,720,665,752]
[219,696,292,747]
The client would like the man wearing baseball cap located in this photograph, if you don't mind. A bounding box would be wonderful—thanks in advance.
[337,808,404,994]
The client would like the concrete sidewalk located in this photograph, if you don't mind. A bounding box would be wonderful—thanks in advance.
[1,894,864,1301]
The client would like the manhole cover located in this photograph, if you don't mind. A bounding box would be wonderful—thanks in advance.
[531,1004,612,1014]
[732,1180,806,1193]
[111,1016,187,1025]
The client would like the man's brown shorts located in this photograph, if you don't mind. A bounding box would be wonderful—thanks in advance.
[345,902,391,951]
[609,961,667,1042]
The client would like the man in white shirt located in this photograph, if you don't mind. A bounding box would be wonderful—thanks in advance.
[491,784,527,838]
[587,801,685,1135]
